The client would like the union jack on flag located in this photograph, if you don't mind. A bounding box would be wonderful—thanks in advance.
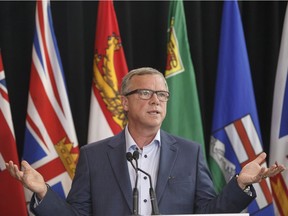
[22,0,79,205]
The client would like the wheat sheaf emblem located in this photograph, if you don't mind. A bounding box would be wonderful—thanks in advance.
[93,33,127,129]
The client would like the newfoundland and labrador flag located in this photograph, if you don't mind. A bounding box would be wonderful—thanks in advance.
[0,52,27,215]
[22,0,79,207]
[269,4,288,216]
[209,1,275,215]
[88,0,128,143]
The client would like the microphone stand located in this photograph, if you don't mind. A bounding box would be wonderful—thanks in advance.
[126,152,140,216]
[127,150,160,215]
[132,150,160,215]
[136,167,160,215]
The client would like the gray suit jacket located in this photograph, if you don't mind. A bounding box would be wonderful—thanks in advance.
[31,130,255,215]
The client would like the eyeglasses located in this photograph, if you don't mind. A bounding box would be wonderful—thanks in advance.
[124,89,170,102]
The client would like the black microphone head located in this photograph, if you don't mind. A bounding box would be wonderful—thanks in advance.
[133,150,139,160]
[126,152,133,162]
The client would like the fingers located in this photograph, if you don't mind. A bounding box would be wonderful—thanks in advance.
[6,160,17,176]
[255,161,286,181]
[254,167,266,181]
[262,163,286,179]
[14,164,23,180]
[5,160,23,180]
[267,164,279,176]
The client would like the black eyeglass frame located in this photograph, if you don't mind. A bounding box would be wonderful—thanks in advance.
[124,89,170,102]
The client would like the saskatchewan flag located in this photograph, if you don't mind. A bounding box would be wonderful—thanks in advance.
[162,0,205,158]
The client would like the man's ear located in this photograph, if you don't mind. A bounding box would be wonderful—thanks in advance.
[121,95,129,111]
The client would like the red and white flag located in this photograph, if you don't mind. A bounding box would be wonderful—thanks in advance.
[22,0,79,208]
[270,5,288,216]
[88,0,128,143]
[0,52,27,215]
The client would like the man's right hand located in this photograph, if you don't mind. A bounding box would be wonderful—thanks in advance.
[5,160,48,199]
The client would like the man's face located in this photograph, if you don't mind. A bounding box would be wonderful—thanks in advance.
[122,74,168,131]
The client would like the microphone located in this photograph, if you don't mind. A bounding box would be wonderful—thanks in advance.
[126,152,139,216]
[132,150,160,215]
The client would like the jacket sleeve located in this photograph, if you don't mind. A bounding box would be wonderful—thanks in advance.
[30,146,92,216]
[194,146,256,214]
[30,188,79,216]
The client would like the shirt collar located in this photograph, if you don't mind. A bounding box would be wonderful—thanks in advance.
[125,125,161,152]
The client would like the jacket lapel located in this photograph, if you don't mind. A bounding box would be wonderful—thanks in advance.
[156,130,178,202]
[107,131,133,212]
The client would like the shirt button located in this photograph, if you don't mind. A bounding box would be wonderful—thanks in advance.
[144,154,147,158]
[144,176,147,180]
[144,199,147,203]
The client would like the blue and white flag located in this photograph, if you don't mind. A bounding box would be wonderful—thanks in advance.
[209,1,275,215]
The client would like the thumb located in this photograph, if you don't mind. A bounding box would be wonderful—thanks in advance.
[253,152,267,165]
[21,160,32,171]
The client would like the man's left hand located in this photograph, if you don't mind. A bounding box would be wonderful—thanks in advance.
[237,152,286,189]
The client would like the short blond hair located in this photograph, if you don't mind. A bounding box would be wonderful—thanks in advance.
[121,67,168,95]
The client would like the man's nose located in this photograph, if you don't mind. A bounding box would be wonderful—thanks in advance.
[149,92,160,104]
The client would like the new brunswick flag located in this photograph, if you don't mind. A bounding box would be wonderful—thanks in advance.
[22,0,79,208]
[209,1,275,215]
[162,0,205,157]
[88,0,128,143]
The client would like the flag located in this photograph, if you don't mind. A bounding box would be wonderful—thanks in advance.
[269,4,288,216]
[209,1,275,215]
[87,0,128,143]
[0,52,27,215]
[22,0,79,208]
[162,0,205,157]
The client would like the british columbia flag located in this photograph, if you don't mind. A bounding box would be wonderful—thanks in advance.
[22,0,79,208]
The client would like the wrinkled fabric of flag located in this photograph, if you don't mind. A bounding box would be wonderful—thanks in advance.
[209,1,275,215]
[22,1,79,208]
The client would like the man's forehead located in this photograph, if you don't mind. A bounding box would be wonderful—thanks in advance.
[131,73,163,81]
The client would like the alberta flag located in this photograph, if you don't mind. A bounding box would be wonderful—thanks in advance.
[269,4,288,216]
[162,0,205,156]
[22,0,79,207]
[209,1,274,215]
[0,52,27,215]
[88,0,128,143]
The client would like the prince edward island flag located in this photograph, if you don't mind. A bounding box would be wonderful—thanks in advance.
[209,1,275,215]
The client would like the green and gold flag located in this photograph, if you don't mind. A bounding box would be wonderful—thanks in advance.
[162,0,205,158]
